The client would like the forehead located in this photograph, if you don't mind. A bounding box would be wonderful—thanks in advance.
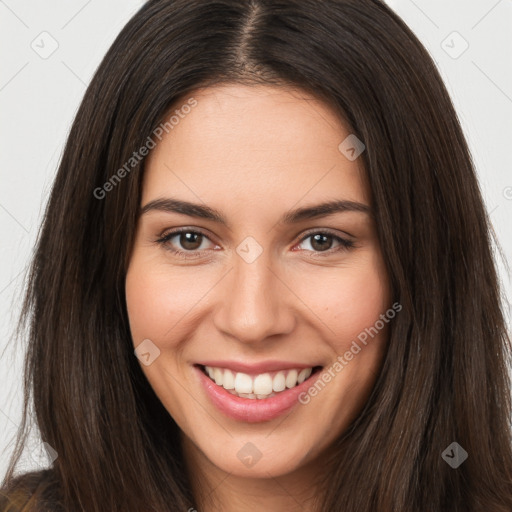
[142,84,369,210]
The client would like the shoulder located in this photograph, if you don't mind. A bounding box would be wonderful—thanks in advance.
[0,469,61,512]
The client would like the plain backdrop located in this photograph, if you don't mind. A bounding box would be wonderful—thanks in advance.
[1,0,511,476]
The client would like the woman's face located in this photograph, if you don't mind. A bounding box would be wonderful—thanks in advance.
[126,84,391,479]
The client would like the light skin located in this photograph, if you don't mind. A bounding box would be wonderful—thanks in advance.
[125,84,391,511]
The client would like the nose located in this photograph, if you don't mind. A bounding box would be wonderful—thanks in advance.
[212,249,296,345]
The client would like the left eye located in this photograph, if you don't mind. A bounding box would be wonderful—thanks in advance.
[295,232,354,253]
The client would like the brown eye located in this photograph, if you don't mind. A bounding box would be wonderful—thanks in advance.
[156,228,216,255]
[296,231,355,255]
[178,232,203,251]
[309,233,335,251]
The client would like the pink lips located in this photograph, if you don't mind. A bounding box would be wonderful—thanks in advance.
[194,362,321,423]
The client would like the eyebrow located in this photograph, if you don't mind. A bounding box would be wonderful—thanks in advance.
[140,197,371,227]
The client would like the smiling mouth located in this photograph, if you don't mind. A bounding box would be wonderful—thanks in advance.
[198,364,323,399]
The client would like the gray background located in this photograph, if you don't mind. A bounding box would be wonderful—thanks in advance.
[1,0,511,475]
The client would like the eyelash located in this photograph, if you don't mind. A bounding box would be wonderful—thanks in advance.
[155,227,355,260]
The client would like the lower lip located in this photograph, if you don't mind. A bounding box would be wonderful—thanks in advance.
[194,366,320,423]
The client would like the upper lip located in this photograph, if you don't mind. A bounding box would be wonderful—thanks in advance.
[195,360,321,374]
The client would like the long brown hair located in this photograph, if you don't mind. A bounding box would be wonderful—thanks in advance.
[2,0,512,510]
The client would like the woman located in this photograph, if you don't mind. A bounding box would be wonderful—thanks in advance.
[2,0,512,510]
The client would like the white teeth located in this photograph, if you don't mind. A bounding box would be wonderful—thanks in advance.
[285,369,298,388]
[213,367,223,386]
[223,369,235,390]
[273,371,286,392]
[297,368,312,384]
[234,372,253,394]
[204,365,316,397]
[253,373,273,395]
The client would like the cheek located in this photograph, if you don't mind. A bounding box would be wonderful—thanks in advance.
[125,256,209,345]
[295,250,390,342]
[125,264,170,344]
[337,267,389,338]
